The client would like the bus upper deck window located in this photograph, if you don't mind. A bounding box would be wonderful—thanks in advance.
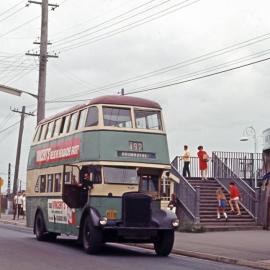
[59,116,67,135]
[40,124,48,141]
[68,112,79,132]
[77,109,87,129]
[52,118,61,137]
[33,126,40,142]
[86,107,98,127]
[135,110,162,130]
[103,107,132,128]
[46,121,54,139]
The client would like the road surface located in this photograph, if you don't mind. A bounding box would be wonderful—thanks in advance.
[0,224,255,270]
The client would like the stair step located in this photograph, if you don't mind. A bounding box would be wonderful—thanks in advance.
[180,177,257,231]
[200,217,254,220]
[200,217,254,221]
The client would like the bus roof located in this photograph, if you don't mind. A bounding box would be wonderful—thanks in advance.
[89,95,161,109]
[39,95,161,125]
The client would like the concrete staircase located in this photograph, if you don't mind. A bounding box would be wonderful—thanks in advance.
[188,178,262,231]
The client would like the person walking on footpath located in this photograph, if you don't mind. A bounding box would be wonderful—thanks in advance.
[182,145,191,178]
[197,145,209,180]
[13,193,19,220]
[17,192,23,219]
[216,187,228,221]
[22,191,26,219]
[229,182,241,215]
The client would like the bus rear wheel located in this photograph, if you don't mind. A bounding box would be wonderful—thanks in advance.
[154,230,174,257]
[35,212,57,241]
[35,212,47,241]
[82,215,102,254]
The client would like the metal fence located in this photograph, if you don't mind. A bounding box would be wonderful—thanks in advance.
[172,151,263,182]
[171,165,200,224]
[212,152,259,219]
[213,151,264,181]
[171,156,213,178]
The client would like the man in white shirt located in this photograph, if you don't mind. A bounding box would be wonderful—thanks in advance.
[13,193,19,220]
[182,145,191,178]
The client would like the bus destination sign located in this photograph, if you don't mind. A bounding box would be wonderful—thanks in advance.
[117,151,156,159]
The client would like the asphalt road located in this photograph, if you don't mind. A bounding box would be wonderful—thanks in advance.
[0,224,256,270]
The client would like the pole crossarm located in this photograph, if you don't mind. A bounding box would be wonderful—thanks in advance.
[28,0,59,8]
[25,52,58,58]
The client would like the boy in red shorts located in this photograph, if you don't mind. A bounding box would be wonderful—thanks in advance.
[228,182,241,215]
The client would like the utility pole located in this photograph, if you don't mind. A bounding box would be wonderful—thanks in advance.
[26,0,58,124]
[7,163,11,195]
[11,106,34,195]
[6,163,12,214]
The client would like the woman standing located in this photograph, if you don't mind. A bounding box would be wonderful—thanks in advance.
[197,145,208,180]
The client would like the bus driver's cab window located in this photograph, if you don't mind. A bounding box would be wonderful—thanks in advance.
[138,169,160,198]
[80,166,102,185]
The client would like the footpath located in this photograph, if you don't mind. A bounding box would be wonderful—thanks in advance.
[0,213,270,270]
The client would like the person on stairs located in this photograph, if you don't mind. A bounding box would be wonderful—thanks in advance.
[197,145,209,180]
[216,188,228,221]
[228,182,241,215]
[182,145,191,178]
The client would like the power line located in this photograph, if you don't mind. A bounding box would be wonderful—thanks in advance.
[0,121,21,135]
[49,30,270,102]
[0,5,28,24]
[125,56,270,95]
[55,0,200,52]
[0,16,39,39]
[0,0,25,18]
[44,49,270,103]
[51,0,145,40]
[53,0,158,45]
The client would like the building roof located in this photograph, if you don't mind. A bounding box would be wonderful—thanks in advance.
[39,95,161,125]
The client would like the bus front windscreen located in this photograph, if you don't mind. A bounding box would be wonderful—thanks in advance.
[103,167,139,184]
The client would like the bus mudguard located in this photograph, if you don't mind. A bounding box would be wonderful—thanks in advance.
[80,206,101,227]
[151,209,178,229]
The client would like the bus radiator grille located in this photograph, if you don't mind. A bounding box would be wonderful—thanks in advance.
[122,192,152,227]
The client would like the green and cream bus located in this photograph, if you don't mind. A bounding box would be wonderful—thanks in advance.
[26,95,179,256]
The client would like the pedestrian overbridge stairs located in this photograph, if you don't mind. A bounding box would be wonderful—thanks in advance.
[171,152,263,231]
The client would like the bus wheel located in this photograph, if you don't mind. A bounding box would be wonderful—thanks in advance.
[82,215,102,254]
[154,230,174,257]
[35,212,47,241]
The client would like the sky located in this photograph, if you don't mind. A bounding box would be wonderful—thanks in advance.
[0,0,270,191]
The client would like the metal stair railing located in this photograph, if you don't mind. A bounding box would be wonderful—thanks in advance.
[171,163,200,224]
[212,152,259,220]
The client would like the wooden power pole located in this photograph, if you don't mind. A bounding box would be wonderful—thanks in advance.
[11,106,34,195]
[26,0,58,123]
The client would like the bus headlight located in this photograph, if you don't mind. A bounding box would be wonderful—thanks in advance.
[99,217,108,226]
[172,219,179,227]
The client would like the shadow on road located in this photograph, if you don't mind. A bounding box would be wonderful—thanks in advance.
[39,237,156,257]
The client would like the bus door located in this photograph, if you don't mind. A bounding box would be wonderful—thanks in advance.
[63,164,81,209]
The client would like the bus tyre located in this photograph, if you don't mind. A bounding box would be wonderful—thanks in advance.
[35,212,47,241]
[154,230,174,257]
[82,215,102,254]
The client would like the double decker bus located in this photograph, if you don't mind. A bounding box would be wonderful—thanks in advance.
[26,95,179,256]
